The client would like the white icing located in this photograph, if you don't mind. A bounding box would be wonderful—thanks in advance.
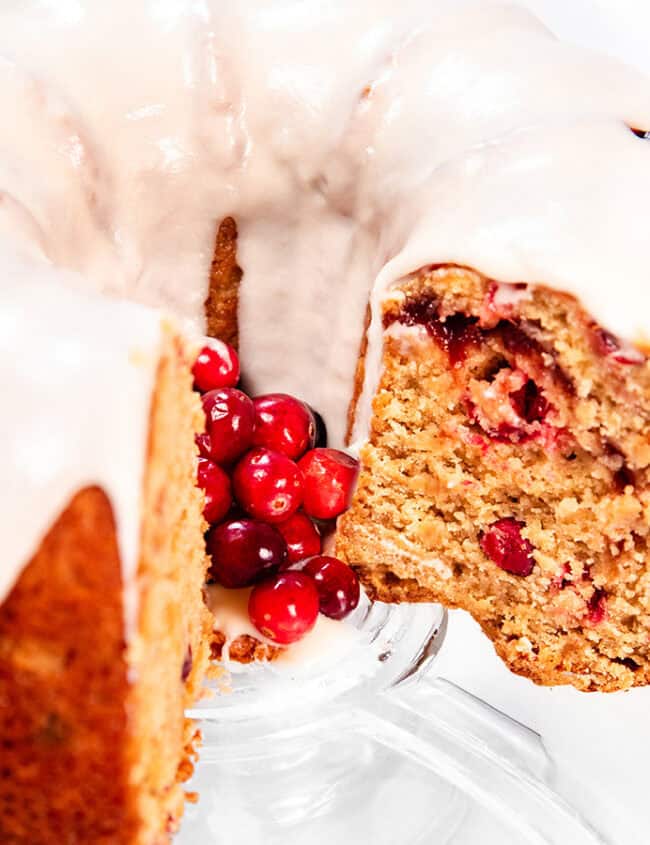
[491,283,532,311]
[275,614,361,669]
[383,321,431,354]
[205,585,275,657]
[205,583,360,668]
[2,0,650,612]
[0,250,162,633]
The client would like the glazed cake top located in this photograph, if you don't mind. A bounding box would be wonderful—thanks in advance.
[1,0,650,610]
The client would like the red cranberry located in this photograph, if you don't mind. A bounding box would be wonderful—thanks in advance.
[509,379,549,424]
[480,518,535,576]
[192,340,240,392]
[252,393,316,459]
[303,555,360,619]
[196,457,232,524]
[207,518,287,588]
[298,448,359,520]
[389,295,481,365]
[248,572,319,644]
[276,512,322,563]
[233,447,303,523]
[181,645,193,682]
[202,388,255,465]
[592,327,645,365]
[587,588,608,625]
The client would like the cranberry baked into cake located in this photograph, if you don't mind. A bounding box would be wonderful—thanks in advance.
[338,266,650,691]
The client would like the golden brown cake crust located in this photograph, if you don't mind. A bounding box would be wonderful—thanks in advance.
[205,216,242,349]
[337,265,650,692]
[205,219,287,666]
[0,486,138,845]
[346,303,371,444]
[126,326,212,842]
[0,327,211,843]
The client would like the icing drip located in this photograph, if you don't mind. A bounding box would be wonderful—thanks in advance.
[205,585,273,660]
[0,249,161,632]
[205,584,360,667]
[2,0,650,609]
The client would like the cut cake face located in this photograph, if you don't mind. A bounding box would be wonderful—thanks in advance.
[337,266,650,692]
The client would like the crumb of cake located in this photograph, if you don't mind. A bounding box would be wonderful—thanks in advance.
[211,631,281,663]
[337,264,650,692]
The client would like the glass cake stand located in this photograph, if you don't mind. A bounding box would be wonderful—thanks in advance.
[179,598,605,844]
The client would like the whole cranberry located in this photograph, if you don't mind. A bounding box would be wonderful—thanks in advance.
[252,393,316,459]
[233,447,303,523]
[196,457,232,524]
[207,518,287,588]
[202,388,255,465]
[192,340,240,392]
[303,555,360,619]
[298,448,359,520]
[248,572,319,644]
[277,512,322,564]
[480,518,535,576]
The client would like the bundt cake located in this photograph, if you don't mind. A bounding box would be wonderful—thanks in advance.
[0,271,212,842]
[3,0,650,840]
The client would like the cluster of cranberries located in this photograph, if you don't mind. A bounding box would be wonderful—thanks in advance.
[192,339,361,645]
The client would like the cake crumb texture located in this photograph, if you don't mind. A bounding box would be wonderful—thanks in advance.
[125,325,212,842]
[211,632,281,664]
[337,265,650,692]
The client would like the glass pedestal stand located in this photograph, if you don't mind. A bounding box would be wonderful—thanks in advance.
[180,599,604,844]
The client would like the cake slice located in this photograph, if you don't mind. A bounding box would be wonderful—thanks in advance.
[0,277,212,843]
[337,265,650,692]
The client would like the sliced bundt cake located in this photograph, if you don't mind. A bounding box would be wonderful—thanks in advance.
[0,278,212,843]
[337,265,650,691]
